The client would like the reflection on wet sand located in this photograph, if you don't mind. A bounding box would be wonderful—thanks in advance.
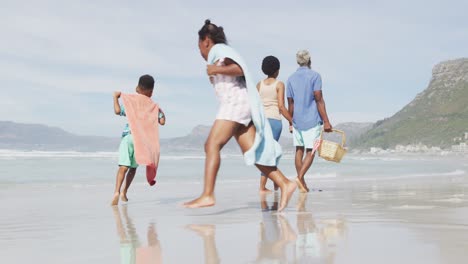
[296,193,347,263]
[112,206,162,264]
[256,193,347,263]
[186,224,221,264]
[256,193,297,263]
[111,195,346,264]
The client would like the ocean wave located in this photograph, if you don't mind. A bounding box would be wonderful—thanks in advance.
[160,155,206,160]
[0,150,118,158]
[390,205,437,210]
[286,169,467,184]
[288,173,337,179]
[0,150,226,160]
[347,156,405,161]
[336,169,467,183]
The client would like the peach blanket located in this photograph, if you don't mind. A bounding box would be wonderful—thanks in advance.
[121,94,160,186]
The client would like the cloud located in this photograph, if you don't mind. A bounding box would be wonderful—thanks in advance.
[1,0,467,137]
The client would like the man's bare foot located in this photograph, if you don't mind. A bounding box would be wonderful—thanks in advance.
[295,178,308,193]
[183,195,215,208]
[111,192,120,206]
[121,193,129,202]
[186,224,215,237]
[259,188,273,194]
[302,179,310,192]
[278,181,297,212]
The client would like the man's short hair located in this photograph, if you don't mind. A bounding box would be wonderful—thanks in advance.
[261,56,280,76]
[296,50,311,66]
[138,74,155,90]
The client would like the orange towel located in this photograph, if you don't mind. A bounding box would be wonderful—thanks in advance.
[121,94,160,186]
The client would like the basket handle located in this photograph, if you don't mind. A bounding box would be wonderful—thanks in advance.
[320,128,346,147]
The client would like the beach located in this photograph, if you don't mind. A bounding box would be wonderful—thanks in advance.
[1,152,467,263]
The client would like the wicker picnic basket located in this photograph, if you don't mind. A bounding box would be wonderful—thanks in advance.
[318,129,347,163]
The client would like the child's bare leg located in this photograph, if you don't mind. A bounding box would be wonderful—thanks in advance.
[121,168,136,202]
[184,120,238,208]
[259,175,272,194]
[112,166,129,205]
[235,123,297,212]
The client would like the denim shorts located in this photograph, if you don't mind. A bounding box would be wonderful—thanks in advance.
[268,118,282,141]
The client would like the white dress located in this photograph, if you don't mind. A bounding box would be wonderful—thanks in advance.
[212,58,251,126]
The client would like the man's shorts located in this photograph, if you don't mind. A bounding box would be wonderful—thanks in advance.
[293,124,323,149]
[119,134,138,168]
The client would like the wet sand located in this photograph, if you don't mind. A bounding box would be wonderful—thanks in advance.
[1,172,468,264]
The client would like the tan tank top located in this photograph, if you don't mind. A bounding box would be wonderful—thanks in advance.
[259,80,281,120]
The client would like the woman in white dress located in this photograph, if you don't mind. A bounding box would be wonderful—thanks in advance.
[184,20,296,211]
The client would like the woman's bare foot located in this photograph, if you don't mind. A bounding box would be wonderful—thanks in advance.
[111,192,120,206]
[278,181,297,212]
[295,178,308,193]
[121,192,129,202]
[183,195,215,208]
[259,188,273,194]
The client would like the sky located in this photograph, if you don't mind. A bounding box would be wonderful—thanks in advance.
[1,0,467,138]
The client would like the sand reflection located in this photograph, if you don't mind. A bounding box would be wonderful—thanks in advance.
[112,206,162,264]
[256,193,347,263]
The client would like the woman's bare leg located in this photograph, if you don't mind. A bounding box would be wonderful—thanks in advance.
[184,120,239,208]
[234,123,296,211]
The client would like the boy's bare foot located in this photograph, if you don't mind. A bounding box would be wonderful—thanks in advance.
[121,193,129,202]
[278,181,297,212]
[111,192,120,206]
[259,188,273,194]
[295,177,308,193]
[183,195,215,208]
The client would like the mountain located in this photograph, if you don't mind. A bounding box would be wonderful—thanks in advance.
[161,122,372,154]
[1,121,372,153]
[355,58,468,149]
[331,122,373,147]
[160,125,241,154]
[0,121,119,151]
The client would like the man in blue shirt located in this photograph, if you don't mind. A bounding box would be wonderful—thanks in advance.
[287,50,332,193]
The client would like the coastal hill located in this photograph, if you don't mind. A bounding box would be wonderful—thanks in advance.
[0,121,119,151]
[0,121,371,152]
[355,58,468,149]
